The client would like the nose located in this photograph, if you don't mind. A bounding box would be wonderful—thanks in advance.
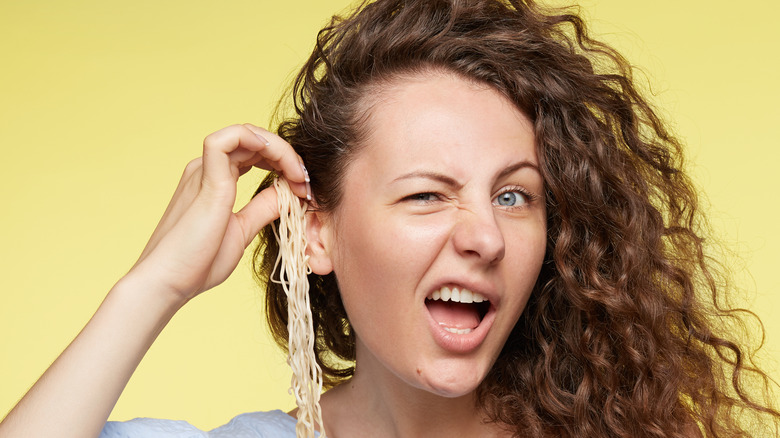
[451,204,506,265]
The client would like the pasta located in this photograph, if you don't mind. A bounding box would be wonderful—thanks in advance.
[270,177,326,438]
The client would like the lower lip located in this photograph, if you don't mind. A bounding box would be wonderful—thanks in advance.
[425,304,496,354]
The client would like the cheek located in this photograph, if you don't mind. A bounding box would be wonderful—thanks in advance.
[332,211,452,281]
[503,222,547,293]
[515,229,546,269]
[329,215,453,322]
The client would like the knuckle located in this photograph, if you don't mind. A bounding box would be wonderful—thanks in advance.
[202,132,220,150]
[202,124,243,150]
[183,158,202,176]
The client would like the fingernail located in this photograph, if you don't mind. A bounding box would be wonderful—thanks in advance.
[254,132,271,146]
[298,160,312,200]
[301,163,310,182]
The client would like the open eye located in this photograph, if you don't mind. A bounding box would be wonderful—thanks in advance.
[493,189,528,207]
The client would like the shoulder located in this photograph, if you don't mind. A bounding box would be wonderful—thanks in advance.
[210,411,300,437]
[100,410,300,438]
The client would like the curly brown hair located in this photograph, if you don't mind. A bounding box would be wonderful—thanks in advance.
[252,0,780,436]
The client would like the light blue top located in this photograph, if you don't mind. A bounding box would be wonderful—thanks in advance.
[100,410,316,437]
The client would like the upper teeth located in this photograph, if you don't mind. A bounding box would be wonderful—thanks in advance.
[429,287,487,304]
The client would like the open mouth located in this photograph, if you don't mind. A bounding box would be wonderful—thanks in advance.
[425,286,491,335]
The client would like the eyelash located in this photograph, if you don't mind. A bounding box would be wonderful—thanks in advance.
[404,192,444,204]
[403,186,537,208]
[493,186,536,208]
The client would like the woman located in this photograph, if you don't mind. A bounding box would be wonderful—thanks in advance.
[1,0,778,437]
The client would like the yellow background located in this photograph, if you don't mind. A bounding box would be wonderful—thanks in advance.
[1,0,777,430]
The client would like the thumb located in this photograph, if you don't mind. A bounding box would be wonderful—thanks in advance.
[234,185,281,248]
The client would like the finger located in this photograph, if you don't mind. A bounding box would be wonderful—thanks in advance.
[234,185,281,248]
[202,124,309,200]
[241,124,308,184]
[201,125,267,191]
[235,125,309,200]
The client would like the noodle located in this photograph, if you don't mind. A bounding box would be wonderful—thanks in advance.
[270,177,326,438]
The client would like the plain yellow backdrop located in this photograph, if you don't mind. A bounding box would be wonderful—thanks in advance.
[1,0,777,431]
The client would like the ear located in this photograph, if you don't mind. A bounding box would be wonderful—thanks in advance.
[305,210,334,275]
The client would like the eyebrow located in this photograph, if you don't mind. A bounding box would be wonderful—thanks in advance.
[495,161,541,180]
[391,171,463,189]
[391,160,541,186]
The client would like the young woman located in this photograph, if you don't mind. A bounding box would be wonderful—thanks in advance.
[1,0,778,437]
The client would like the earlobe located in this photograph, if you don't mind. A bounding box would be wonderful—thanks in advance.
[305,210,334,275]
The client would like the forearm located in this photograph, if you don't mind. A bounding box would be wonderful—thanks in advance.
[0,275,186,438]
[0,124,307,438]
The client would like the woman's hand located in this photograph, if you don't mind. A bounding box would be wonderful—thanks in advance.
[128,123,310,303]
[0,123,310,438]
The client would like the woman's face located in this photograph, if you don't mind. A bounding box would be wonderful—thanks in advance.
[314,72,546,398]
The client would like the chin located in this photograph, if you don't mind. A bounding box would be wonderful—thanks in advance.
[416,361,489,398]
[422,379,483,399]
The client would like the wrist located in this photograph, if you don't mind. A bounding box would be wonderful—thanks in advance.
[111,270,190,318]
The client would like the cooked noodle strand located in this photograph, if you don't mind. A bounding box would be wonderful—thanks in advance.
[270,177,326,438]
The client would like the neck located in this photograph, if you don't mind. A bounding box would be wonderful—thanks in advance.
[319,347,508,438]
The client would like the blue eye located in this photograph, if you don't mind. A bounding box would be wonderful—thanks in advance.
[494,191,526,207]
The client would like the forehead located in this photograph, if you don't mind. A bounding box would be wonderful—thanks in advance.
[350,72,537,178]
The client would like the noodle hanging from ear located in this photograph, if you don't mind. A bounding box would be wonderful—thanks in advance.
[270,177,326,438]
